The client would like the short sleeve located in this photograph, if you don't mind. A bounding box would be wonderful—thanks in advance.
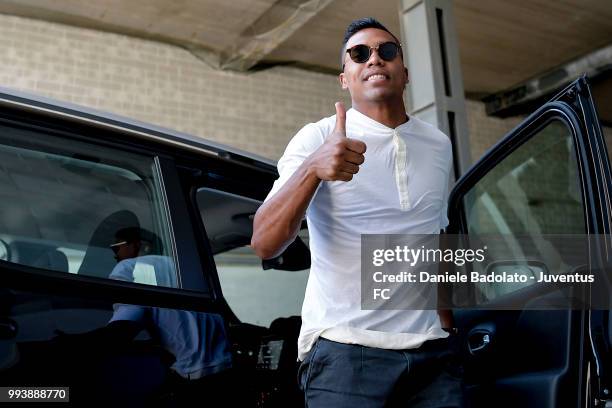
[109,259,135,282]
[109,304,147,323]
[264,122,327,203]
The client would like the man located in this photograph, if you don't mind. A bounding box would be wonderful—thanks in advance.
[107,227,233,389]
[109,226,176,287]
[251,17,463,407]
[53,226,233,404]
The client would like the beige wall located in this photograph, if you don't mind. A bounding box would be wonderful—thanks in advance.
[467,99,612,164]
[0,13,609,167]
[466,100,524,162]
[0,14,350,160]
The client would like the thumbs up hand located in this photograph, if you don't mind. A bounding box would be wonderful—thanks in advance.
[331,101,347,138]
[306,102,367,182]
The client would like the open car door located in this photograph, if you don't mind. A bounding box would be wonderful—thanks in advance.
[447,76,612,408]
[0,87,235,405]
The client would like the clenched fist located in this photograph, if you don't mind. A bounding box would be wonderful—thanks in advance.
[306,102,367,182]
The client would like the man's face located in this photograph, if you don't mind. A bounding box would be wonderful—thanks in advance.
[113,240,140,262]
[339,28,408,104]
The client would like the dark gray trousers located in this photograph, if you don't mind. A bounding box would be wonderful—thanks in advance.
[298,336,465,408]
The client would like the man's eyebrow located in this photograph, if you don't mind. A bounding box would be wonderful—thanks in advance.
[347,38,398,46]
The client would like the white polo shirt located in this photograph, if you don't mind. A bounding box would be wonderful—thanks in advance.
[265,108,453,361]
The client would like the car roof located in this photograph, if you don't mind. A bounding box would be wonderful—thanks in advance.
[0,86,277,173]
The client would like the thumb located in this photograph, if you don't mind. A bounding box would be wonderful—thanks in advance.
[333,102,346,137]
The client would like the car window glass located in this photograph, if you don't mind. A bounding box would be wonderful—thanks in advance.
[462,119,586,302]
[0,126,178,288]
[196,187,308,327]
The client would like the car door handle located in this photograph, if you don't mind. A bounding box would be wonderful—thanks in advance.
[468,331,491,355]
[0,318,17,339]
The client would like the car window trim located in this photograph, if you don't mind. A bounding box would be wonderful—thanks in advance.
[0,259,220,313]
[152,156,183,289]
[448,103,591,235]
[155,156,213,295]
[0,88,279,173]
[0,116,216,302]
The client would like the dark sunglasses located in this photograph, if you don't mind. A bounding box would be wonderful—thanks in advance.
[109,240,128,254]
[344,41,402,69]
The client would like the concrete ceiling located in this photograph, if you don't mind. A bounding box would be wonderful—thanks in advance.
[0,0,611,117]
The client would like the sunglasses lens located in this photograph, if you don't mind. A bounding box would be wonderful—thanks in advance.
[349,45,371,63]
[347,42,399,66]
[110,241,127,254]
[378,42,399,61]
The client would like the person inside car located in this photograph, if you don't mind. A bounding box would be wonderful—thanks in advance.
[53,226,234,404]
[106,226,233,403]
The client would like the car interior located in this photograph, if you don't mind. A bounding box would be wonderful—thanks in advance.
[195,185,309,406]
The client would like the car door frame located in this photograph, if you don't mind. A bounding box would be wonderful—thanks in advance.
[445,76,612,407]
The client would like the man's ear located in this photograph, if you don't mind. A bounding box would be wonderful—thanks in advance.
[339,72,348,90]
[403,67,409,89]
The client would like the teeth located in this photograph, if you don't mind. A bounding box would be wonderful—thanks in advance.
[367,74,386,80]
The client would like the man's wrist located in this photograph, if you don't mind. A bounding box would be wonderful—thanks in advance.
[302,157,321,182]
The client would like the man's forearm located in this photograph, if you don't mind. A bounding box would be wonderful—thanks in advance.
[253,102,364,259]
[251,159,321,259]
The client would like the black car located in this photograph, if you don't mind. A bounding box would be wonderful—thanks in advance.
[0,76,609,407]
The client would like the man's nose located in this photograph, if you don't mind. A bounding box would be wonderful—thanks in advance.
[367,51,384,66]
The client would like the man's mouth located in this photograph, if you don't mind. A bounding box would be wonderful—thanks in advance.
[365,74,388,82]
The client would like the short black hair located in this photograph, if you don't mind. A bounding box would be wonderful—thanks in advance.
[340,17,402,69]
[114,227,141,244]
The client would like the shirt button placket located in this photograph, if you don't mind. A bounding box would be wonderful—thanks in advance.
[393,129,411,211]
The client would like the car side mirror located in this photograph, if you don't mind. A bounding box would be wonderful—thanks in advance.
[485,260,549,279]
[483,260,549,298]
[262,236,310,271]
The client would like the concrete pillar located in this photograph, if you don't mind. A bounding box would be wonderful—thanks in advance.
[399,0,471,178]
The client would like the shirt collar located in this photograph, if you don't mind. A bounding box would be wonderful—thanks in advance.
[348,107,413,133]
